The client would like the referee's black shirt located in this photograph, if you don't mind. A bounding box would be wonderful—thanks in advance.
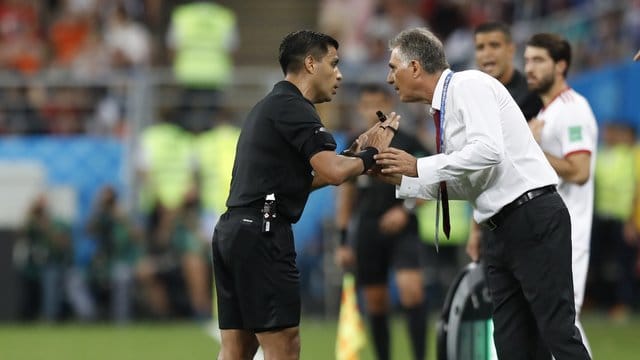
[226,81,334,223]
[504,69,542,121]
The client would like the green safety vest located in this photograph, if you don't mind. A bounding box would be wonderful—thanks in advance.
[141,123,194,211]
[594,144,636,220]
[195,124,240,214]
[172,2,236,88]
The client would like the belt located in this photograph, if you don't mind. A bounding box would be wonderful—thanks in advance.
[226,205,292,223]
[484,185,556,231]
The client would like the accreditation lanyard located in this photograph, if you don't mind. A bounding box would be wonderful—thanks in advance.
[438,70,453,153]
[434,70,453,251]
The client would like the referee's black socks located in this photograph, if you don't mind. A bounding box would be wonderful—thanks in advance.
[405,303,428,360]
[369,313,390,360]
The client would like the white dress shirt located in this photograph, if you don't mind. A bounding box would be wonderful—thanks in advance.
[397,69,558,223]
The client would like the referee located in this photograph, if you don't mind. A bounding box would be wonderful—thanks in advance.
[211,30,399,360]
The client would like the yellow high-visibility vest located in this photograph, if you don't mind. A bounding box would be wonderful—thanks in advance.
[172,2,236,88]
[195,124,240,214]
[141,123,194,210]
[595,144,636,221]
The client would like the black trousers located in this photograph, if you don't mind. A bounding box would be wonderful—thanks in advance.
[483,192,590,359]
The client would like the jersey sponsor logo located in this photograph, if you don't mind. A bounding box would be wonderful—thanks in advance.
[569,126,583,142]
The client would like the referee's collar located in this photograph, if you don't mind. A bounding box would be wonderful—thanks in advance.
[274,81,314,106]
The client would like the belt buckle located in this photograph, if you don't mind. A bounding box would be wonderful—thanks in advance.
[485,218,497,231]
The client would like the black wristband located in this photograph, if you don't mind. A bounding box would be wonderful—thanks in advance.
[355,147,378,173]
[339,229,348,245]
[340,148,356,157]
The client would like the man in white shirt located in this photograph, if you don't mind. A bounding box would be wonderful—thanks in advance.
[374,27,590,359]
[525,33,598,356]
[467,22,544,261]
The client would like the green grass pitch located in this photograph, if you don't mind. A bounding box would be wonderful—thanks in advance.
[0,313,638,359]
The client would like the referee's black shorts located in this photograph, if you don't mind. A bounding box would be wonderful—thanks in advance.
[354,217,423,286]
[212,207,300,332]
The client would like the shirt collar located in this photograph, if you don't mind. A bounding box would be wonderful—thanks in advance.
[274,80,314,106]
[430,68,452,114]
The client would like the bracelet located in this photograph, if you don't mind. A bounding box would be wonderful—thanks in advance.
[354,147,378,173]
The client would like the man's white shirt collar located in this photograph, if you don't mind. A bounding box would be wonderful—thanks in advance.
[430,68,452,114]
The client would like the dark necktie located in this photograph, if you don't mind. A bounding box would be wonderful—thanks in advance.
[433,110,451,239]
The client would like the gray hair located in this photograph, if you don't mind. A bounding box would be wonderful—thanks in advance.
[389,28,449,74]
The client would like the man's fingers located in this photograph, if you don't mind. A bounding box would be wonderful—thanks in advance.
[374,151,398,160]
[389,117,400,131]
[380,165,402,174]
[384,147,402,154]
[379,112,399,127]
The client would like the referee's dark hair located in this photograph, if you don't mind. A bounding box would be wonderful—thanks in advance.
[278,30,339,75]
[527,33,572,77]
[474,22,512,42]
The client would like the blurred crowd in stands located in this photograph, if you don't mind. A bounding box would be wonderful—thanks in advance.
[0,0,637,136]
[3,0,640,324]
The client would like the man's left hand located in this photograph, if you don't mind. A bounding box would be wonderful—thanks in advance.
[370,169,403,185]
[374,147,418,177]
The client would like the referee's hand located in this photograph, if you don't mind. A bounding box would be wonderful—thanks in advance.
[359,112,400,152]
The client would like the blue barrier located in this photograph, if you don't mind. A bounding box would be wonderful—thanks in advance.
[570,60,640,128]
[0,137,126,265]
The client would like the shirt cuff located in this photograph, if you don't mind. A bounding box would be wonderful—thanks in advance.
[416,154,445,185]
[397,175,424,199]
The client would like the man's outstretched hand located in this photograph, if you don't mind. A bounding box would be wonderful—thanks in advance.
[374,147,418,177]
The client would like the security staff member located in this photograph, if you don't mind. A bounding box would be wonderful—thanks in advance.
[211,30,400,360]
[375,28,590,359]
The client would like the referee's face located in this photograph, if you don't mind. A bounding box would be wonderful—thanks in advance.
[313,46,342,103]
[474,30,515,83]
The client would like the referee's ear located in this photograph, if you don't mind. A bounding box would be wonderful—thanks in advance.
[304,55,316,74]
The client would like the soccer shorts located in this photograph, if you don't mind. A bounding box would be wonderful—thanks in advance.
[354,217,423,286]
[212,208,300,332]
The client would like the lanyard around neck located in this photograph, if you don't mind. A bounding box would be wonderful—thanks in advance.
[438,71,454,153]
